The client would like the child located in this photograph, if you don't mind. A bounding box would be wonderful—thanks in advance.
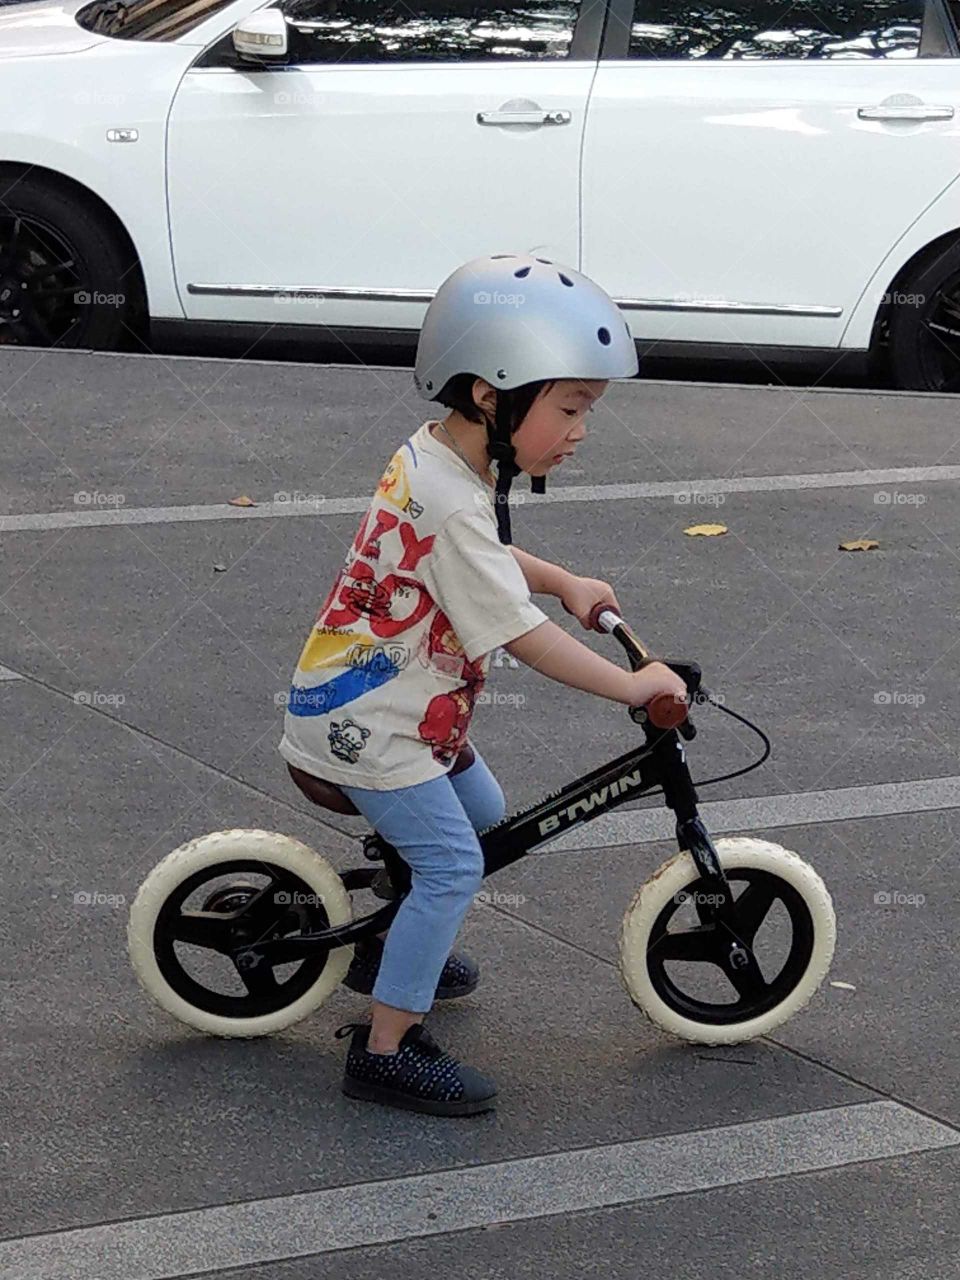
[278,253,687,1117]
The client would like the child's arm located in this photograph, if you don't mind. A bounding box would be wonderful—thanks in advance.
[504,621,687,708]
[510,547,621,628]
[510,547,570,595]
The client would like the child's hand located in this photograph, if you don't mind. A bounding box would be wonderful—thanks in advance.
[629,662,689,709]
[560,574,622,630]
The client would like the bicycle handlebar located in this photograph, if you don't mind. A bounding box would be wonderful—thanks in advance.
[586,603,689,731]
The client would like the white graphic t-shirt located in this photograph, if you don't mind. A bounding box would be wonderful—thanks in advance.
[277,421,549,791]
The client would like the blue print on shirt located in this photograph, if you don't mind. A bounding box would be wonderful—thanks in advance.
[287,651,400,717]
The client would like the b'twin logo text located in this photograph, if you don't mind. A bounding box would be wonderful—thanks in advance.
[537,768,644,836]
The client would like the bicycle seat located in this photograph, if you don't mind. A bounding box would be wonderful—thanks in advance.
[287,743,476,815]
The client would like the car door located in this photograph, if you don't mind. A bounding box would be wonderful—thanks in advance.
[582,0,960,352]
[166,0,603,327]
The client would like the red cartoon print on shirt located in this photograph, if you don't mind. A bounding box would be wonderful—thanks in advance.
[418,684,478,766]
[417,623,486,765]
[418,608,488,684]
[320,561,434,638]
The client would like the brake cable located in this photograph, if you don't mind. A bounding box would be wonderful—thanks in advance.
[690,690,772,790]
[628,690,772,804]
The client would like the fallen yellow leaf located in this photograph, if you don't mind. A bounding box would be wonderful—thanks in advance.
[684,523,728,537]
[229,494,257,507]
[839,538,879,552]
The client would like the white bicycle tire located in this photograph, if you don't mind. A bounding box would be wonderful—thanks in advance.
[128,828,353,1038]
[619,836,836,1045]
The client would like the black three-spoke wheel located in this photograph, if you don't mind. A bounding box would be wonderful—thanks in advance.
[620,837,836,1044]
[128,829,354,1037]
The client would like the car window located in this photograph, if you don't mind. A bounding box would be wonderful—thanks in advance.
[76,0,238,41]
[274,0,581,63]
[628,0,932,59]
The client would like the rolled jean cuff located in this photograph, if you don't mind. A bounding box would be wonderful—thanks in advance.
[370,977,434,1016]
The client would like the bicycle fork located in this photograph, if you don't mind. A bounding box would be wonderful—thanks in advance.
[650,727,761,982]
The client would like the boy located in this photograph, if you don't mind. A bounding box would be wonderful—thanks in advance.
[279,253,686,1116]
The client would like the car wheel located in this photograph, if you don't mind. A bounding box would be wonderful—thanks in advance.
[887,240,960,392]
[0,176,136,350]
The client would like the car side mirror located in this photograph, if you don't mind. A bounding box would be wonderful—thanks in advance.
[232,8,289,63]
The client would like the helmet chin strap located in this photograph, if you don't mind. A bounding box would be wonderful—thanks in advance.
[486,392,519,546]
[485,393,548,545]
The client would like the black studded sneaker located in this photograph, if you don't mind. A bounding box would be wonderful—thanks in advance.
[342,936,479,1001]
[336,1021,497,1116]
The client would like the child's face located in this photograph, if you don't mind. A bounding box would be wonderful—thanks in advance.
[512,379,608,477]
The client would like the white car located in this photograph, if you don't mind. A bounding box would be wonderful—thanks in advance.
[1,0,959,390]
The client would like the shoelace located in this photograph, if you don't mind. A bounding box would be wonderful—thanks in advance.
[334,1020,445,1060]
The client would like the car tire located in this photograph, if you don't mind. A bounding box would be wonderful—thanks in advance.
[887,239,960,392]
[0,175,137,350]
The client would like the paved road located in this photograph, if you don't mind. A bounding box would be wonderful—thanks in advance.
[0,346,958,1279]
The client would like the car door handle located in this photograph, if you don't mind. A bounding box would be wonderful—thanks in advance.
[476,109,572,126]
[858,103,955,121]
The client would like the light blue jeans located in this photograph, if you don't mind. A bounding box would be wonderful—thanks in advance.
[340,749,506,1013]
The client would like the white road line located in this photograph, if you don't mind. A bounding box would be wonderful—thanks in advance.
[0,1101,955,1280]
[545,775,960,852]
[1,464,956,534]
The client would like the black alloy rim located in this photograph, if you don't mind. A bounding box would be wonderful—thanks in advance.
[153,859,334,1019]
[917,270,960,392]
[0,213,90,346]
[645,868,816,1026]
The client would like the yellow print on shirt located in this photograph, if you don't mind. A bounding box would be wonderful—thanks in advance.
[376,452,423,519]
[297,629,372,674]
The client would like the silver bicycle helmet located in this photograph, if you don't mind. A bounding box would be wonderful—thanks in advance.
[414,252,639,544]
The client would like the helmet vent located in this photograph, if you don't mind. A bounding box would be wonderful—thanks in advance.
[497,369,507,379]
[491,254,515,259]
[558,273,573,287]
[535,257,553,264]
[514,266,531,279]
[597,327,611,346]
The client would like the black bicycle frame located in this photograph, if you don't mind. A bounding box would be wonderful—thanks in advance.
[234,704,740,973]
